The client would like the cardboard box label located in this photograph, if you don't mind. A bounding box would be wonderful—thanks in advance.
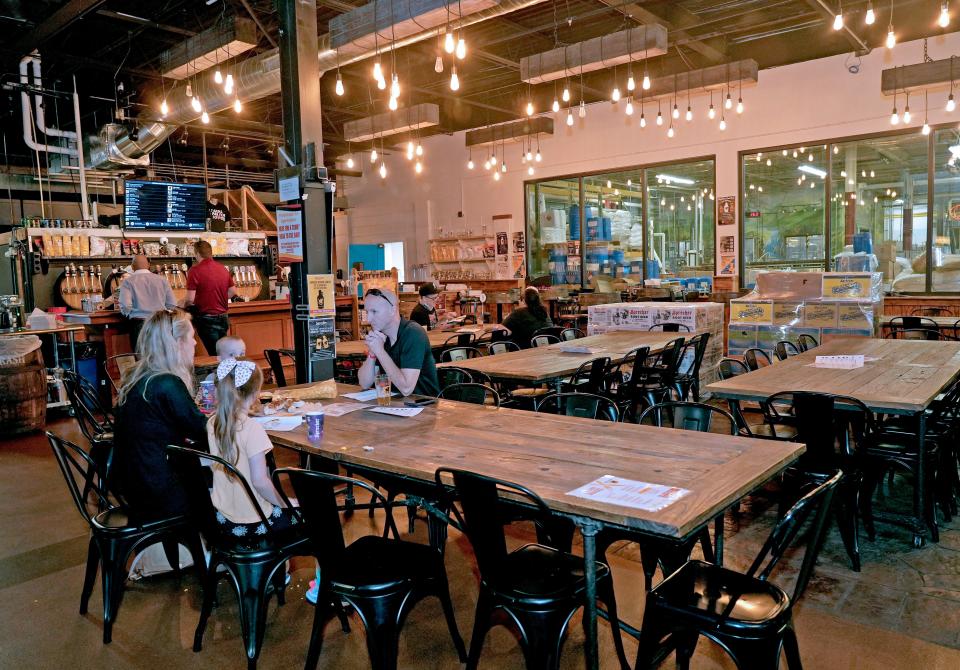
[772,302,803,326]
[730,300,773,324]
[837,304,874,330]
[822,274,874,300]
[804,302,839,328]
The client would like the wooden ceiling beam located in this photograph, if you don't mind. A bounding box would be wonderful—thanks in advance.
[597,1,727,63]
[881,57,959,95]
[465,117,553,147]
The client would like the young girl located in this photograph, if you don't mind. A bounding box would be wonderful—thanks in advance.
[208,358,297,539]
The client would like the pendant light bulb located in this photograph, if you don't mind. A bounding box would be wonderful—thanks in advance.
[467,158,474,169]
[415,160,423,174]
[667,124,675,138]
[406,141,414,160]
[191,95,202,113]
[640,113,646,128]
[535,150,542,163]
[201,110,210,124]
[708,103,715,119]
[656,110,663,126]
[435,55,444,74]
[233,98,242,113]
[923,121,932,135]
[377,76,386,91]
[484,159,491,170]
[456,38,466,60]
[736,97,744,114]
[940,2,950,28]
[214,69,223,84]
[611,86,621,102]
[566,109,574,126]
[579,100,586,118]
[528,166,534,176]
[672,103,679,119]
[627,75,635,91]
[490,154,497,166]
[388,96,398,111]
[625,99,634,116]
[552,98,560,113]
[685,106,692,121]
[450,67,460,91]
[562,86,570,102]
[525,149,533,161]
[390,74,400,99]
[948,93,956,112]
[903,106,911,123]
[416,143,423,157]
[725,91,732,109]
[160,99,169,116]
[719,117,727,131]
[444,32,455,54]
[865,2,876,24]
[886,28,896,49]
[224,74,234,94]
[373,60,383,82]
[379,162,387,179]
[371,148,378,162]
[642,74,651,90]
[335,72,344,96]
[493,171,500,181]
[890,106,899,125]
[347,156,355,168]
[833,11,843,30]
[501,162,506,173]
[185,82,193,98]
[526,101,534,116]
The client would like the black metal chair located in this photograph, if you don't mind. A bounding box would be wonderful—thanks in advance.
[531,326,565,340]
[535,392,619,421]
[62,370,115,501]
[561,356,611,395]
[674,332,710,401]
[647,322,691,332]
[530,334,561,348]
[263,348,296,387]
[796,334,819,352]
[434,468,631,670]
[744,348,772,371]
[105,352,138,395]
[489,340,521,355]
[773,340,801,361]
[273,468,467,670]
[885,328,957,341]
[760,391,877,571]
[911,306,955,317]
[717,358,758,436]
[442,332,477,349]
[635,471,842,670]
[637,401,739,436]
[437,382,500,407]
[165,445,309,669]
[890,315,940,330]
[440,346,482,363]
[48,433,204,644]
[437,366,473,390]
[559,327,584,341]
[615,338,686,418]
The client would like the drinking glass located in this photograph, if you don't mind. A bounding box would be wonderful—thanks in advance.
[375,374,391,406]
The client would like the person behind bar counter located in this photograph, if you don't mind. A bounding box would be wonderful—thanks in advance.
[118,254,177,349]
[184,240,236,355]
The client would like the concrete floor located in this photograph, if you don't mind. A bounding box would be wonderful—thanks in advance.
[2,417,960,669]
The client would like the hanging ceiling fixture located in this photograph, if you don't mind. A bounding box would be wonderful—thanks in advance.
[335,71,344,96]
[201,109,210,124]
[233,97,242,113]
[625,97,634,115]
[708,91,715,119]
[450,65,460,91]
[865,1,876,24]
[886,0,896,49]
[891,87,899,124]
[379,161,387,179]
[371,147,378,162]
[656,100,663,126]
[833,1,844,30]
[903,92,911,123]
[466,147,474,169]
[939,1,950,28]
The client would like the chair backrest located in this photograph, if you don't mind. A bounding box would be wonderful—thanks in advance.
[47,432,113,526]
[607,346,652,392]
[560,328,584,341]
[651,337,686,375]
[272,468,398,567]
[440,346,481,363]
[761,391,877,471]
[531,326,564,340]
[774,340,801,361]
[437,382,500,407]
[437,366,473,389]
[569,356,612,395]
[637,401,738,435]
[435,467,555,576]
[530,334,560,348]
[889,315,938,331]
[743,348,772,371]
[648,322,691,333]
[911,307,954,317]
[677,332,710,378]
[886,327,953,341]
[165,444,282,543]
[535,392,619,421]
[443,332,477,349]
[796,334,819,352]
[717,357,749,380]
[62,370,113,445]
[488,340,520,355]
[106,353,138,393]
[264,349,295,387]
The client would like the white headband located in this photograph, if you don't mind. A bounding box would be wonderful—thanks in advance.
[216,359,256,388]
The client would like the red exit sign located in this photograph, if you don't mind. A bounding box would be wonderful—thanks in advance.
[746,210,761,218]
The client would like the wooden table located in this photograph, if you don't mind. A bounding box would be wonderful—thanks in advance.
[268,383,803,670]
[706,337,960,545]
[437,330,678,389]
[0,324,83,374]
[336,327,496,357]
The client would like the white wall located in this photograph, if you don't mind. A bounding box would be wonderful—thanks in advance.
[339,31,960,282]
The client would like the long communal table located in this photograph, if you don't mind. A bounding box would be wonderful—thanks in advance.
[706,337,960,546]
[436,330,679,390]
[267,385,803,670]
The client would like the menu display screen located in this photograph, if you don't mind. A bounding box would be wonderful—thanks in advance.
[123,180,207,231]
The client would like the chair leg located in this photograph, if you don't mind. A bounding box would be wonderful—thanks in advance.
[161,539,182,577]
[79,536,100,615]
[723,634,786,670]
[97,537,134,644]
[515,606,575,670]
[835,477,861,571]
[304,595,332,670]
[782,624,804,670]
[231,560,280,668]
[860,468,880,541]
[597,577,631,670]
[193,555,221,652]
[466,589,495,670]
[351,592,408,670]
[432,575,468,662]
[634,602,673,670]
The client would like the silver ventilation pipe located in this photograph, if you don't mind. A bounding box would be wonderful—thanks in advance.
[89,0,548,170]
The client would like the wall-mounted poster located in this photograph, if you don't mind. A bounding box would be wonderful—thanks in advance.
[496,231,509,256]
[308,317,336,361]
[718,196,736,226]
[276,207,304,263]
[719,234,737,276]
[306,274,335,317]
[513,231,526,253]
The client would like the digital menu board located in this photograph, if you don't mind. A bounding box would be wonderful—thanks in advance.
[123,180,207,231]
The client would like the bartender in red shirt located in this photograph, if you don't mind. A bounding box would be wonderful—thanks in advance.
[184,240,236,354]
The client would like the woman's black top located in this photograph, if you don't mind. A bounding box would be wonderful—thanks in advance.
[113,373,208,522]
[502,307,553,349]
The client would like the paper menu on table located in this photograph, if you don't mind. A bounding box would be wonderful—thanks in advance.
[566,475,690,512]
[342,389,399,402]
[322,402,371,417]
[253,416,303,432]
[811,355,864,369]
[366,406,424,417]
[558,344,598,354]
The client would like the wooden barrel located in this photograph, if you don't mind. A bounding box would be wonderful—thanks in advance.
[0,348,48,434]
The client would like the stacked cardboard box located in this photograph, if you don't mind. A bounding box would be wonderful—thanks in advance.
[727,271,883,356]
[587,302,725,386]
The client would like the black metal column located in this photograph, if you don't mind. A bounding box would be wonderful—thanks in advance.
[277,0,333,383]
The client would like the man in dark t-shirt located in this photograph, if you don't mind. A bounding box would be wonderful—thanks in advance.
[409,283,440,330]
[207,197,231,232]
[358,288,439,396]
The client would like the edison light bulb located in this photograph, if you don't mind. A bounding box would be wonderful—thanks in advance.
[579,100,586,118]
[736,98,744,114]
[233,98,242,113]
[685,106,692,121]
[191,96,202,113]
[373,61,383,81]
[335,73,344,96]
[833,12,843,30]
[725,92,732,109]
[379,162,387,179]
[528,166,534,176]
[456,38,466,59]
[406,142,414,160]
[903,106,911,123]
[672,103,679,119]
[467,158,474,169]
[185,82,193,98]
[890,107,900,125]
[450,67,459,91]
[434,56,443,73]
[388,96,398,111]
[526,101,534,116]
[627,75,635,91]
[377,76,386,91]
[866,2,875,24]
[493,171,500,181]
[214,69,223,84]
[501,162,506,173]
[552,98,560,113]
[525,149,533,161]
[416,143,423,157]
[923,121,932,135]
[642,74,651,90]
[948,93,956,112]
[940,2,950,28]
[625,99,634,115]
[566,110,574,126]
[371,148,378,162]
[562,86,570,102]
[490,154,497,165]
[886,28,896,49]
[346,156,354,168]
[667,125,675,138]
[535,150,542,162]
[708,104,715,119]
[224,74,234,94]
[719,117,727,131]
[390,74,400,98]
[201,110,209,124]
[444,32,455,54]
[640,113,646,128]
[160,99,168,116]
[415,160,423,174]
[656,111,663,126]
[484,159,491,170]
[611,86,621,102]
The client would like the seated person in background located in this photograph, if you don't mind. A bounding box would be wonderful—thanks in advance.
[204,335,246,382]
[208,359,297,539]
[113,310,208,522]
[499,286,553,349]
[409,283,440,330]
[358,288,439,396]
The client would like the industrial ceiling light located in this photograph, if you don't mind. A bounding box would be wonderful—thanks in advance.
[178,129,188,145]
[185,81,193,98]
[708,91,715,119]
[640,110,646,127]
[390,73,400,99]
[566,108,574,125]
[373,60,383,83]
[493,170,500,181]
[444,30,455,54]
[191,95,202,113]
[467,147,474,169]
[484,158,491,170]
[886,1,896,48]
[672,100,679,119]
[865,1,876,24]
[736,78,744,113]
[611,84,621,103]
[940,1,950,28]
[435,54,444,74]
[923,90,932,134]
[719,113,727,131]
[160,99,169,116]
[379,161,387,179]
[562,81,570,102]
[450,66,460,91]
[224,73,234,95]
[335,71,344,96]
[656,100,663,125]
[890,89,899,124]
[579,100,586,118]
[552,97,560,113]
[501,161,506,173]
[528,165,534,176]
[834,2,844,30]
[456,36,466,59]
[371,147,378,162]
[415,160,423,174]
[346,156,354,168]
[388,96,398,110]
[625,98,634,115]
[233,97,242,113]
[667,122,675,138]
[214,66,223,84]
[406,141,415,160]
[416,142,423,157]
[642,27,651,90]
[725,89,732,109]
[201,109,210,124]
[526,100,534,116]
[903,92,911,123]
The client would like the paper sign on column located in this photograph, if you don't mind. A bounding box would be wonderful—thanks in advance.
[276,208,304,263]
[566,475,690,512]
[307,274,336,317]
[812,355,864,369]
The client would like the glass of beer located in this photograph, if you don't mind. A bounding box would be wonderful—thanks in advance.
[375,374,391,406]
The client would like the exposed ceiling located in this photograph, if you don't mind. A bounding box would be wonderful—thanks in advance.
[0,0,956,187]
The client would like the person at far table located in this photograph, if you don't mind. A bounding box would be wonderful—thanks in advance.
[184,240,236,355]
[118,254,176,349]
[358,288,439,396]
[409,283,441,330]
[498,286,553,349]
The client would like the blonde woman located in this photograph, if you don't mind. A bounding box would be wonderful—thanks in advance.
[113,309,208,522]
[207,359,297,538]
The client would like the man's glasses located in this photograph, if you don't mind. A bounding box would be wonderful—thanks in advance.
[365,288,393,307]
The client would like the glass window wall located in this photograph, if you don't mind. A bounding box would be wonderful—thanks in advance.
[932,129,960,293]
[525,178,580,285]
